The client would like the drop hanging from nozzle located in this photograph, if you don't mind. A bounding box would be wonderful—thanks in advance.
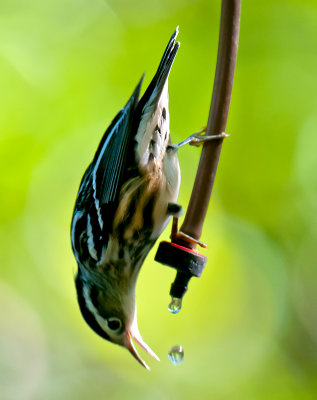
[168,296,183,314]
[168,270,191,313]
[155,239,207,313]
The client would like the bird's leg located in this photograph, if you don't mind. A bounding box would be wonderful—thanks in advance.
[170,216,208,249]
[175,126,229,149]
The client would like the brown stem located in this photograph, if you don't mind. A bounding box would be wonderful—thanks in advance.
[178,0,241,248]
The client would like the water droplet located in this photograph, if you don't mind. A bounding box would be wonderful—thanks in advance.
[168,297,182,314]
[168,345,184,365]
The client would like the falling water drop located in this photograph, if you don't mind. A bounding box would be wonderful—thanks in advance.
[168,297,182,314]
[168,345,184,365]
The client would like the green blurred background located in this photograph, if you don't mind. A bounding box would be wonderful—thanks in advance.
[1,0,317,399]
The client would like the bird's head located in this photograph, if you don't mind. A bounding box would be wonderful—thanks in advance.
[75,269,159,370]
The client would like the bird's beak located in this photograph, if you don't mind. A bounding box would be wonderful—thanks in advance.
[124,314,160,370]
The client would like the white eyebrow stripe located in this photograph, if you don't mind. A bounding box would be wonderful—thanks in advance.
[82,286,114,336]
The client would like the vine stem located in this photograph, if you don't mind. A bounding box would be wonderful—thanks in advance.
[177,0,241,248]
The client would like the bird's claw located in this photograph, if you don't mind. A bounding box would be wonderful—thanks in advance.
[170,216,208,249]
[175,127,229,149]
[189,129,229,147]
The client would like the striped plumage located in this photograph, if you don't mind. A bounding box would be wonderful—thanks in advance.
[71,28,181,369]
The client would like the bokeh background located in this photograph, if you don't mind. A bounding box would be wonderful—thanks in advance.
[1,0,317,399]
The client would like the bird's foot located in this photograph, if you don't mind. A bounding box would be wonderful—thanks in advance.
[188,127,229,147]
[172,230,208,249]
[170,216,207,249]
[175,127,229,149]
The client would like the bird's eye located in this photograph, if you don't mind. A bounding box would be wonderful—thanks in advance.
[107,317,122,331]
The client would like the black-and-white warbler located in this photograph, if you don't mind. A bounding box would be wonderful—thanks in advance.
[71,27,227,369]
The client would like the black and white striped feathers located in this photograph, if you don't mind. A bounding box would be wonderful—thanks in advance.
[71,28,181,369]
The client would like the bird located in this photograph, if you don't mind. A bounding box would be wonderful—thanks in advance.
[71,27,227,370]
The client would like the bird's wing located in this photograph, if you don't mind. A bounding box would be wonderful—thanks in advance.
[91,76,143,206]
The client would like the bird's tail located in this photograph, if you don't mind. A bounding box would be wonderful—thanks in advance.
[137,27,180,111]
